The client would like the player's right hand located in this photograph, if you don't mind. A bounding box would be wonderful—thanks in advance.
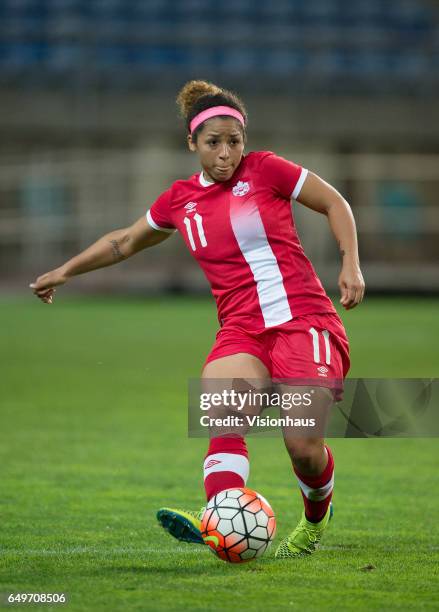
[29,268,68,304]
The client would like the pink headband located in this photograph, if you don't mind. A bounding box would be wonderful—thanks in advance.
[190,105,245,134]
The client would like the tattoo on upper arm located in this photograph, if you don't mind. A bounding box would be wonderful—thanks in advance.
[110,239,126,261]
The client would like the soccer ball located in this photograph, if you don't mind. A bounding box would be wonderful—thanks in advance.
[201,487,276,563]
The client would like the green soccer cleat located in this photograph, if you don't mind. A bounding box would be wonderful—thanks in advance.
[275,503,333,559]
[156,507,205,545]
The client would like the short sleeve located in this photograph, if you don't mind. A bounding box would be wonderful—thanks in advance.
[259,153,308,201]
[146,189,176,233]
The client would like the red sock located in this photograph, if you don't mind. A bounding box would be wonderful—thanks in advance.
[294,445,334,523]
[203,435,249,501]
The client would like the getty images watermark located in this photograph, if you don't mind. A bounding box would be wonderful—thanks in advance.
[199,388,317,429]
[188,379,439,438]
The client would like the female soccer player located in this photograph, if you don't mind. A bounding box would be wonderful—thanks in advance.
[30,80,365,559]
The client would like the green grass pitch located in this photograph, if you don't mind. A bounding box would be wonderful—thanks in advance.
[1,296,438,611]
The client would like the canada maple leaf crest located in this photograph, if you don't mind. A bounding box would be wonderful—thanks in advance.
[232,181,250,197]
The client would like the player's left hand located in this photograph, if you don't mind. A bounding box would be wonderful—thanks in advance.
[338,264,365,310]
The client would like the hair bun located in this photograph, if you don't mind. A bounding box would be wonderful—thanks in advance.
[176,80,222,119]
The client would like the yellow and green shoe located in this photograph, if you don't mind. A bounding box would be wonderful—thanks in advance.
[275,503,333,559]
[156,507,205,544]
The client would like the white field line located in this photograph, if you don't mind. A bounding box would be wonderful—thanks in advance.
[320,545,439,551]
[0,546,210,556]
[2,545,437,556]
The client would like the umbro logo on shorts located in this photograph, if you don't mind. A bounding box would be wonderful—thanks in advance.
[232,181,250,197]
[317,366,328,376]
[205,459,222,469]
[184,201,198,213]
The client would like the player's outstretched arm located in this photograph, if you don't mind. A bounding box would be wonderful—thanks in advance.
[30,215,171,304]
[296,172,365,310]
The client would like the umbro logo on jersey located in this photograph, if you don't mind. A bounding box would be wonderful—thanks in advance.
[317,366,328,377]
[205,459,222,469]
[184,201,198,213]
[232,181,250,197]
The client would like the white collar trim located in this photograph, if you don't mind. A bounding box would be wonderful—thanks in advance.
[199,171,215,187]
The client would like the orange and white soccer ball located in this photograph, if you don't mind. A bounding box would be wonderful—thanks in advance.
[201,487,276,563]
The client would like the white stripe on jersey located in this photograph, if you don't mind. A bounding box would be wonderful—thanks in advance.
[291,167,309,200]
[230,198,292,327]
[146,209,176,233]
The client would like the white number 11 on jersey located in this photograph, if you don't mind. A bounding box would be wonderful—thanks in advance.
[309,327,331,364]
[184,214,207,251]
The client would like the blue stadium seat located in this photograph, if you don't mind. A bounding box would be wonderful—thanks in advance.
[45,42,82,72]
[3,41,47,68]
[0,0,437,92]
[263,49,308,76]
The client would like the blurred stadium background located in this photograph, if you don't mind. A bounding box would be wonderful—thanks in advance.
[1,0,438,295]
[2,3,439,608]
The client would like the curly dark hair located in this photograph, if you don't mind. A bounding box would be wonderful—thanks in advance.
[176,80,247,141]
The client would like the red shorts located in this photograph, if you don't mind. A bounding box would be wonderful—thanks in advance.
[205,312,350,389]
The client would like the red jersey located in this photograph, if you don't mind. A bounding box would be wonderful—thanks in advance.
[146,151,336,333]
